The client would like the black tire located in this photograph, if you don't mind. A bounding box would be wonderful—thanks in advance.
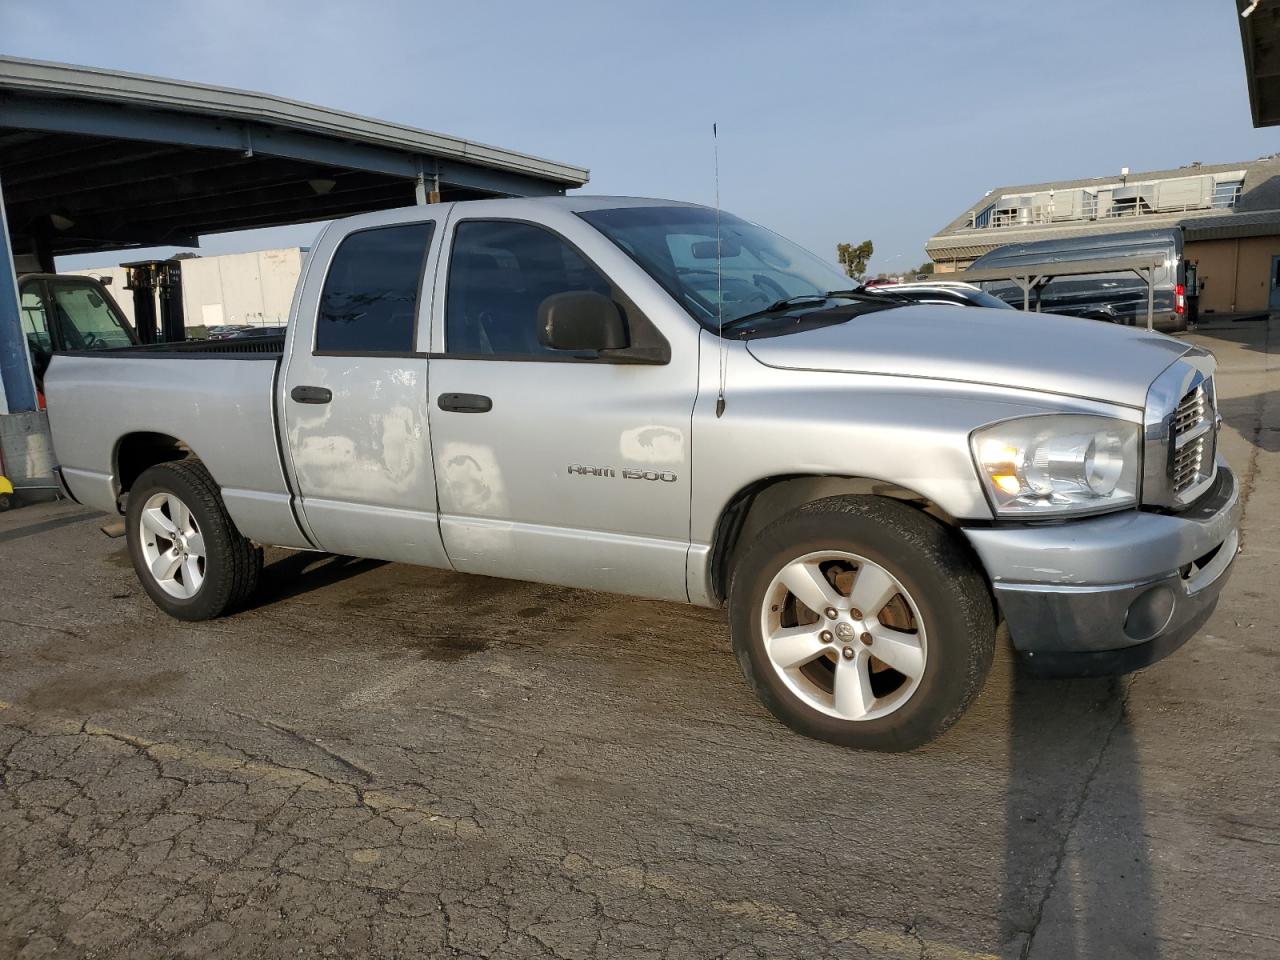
[729,496,995,751]
[125,459,262,621]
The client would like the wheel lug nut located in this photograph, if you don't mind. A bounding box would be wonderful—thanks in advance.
[841,646,855,660]
[824,607,838,620]
[860,632,873,646]
[850,608,863,620]
[820,630,833,643]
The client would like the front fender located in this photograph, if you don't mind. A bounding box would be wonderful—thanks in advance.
[689,347,1140,545]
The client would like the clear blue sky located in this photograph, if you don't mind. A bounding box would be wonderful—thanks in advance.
[3,0,1275,274]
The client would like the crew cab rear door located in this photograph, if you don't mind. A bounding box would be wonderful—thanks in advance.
[279,213,450,566]
[425,205,698,602]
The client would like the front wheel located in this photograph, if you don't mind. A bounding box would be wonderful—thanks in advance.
[729,496,995,751]
[125,460,262,620]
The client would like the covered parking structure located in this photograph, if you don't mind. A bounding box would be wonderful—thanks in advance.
[953,255,1169,328]
[0,56,588,492]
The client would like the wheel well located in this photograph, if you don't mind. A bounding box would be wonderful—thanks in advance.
[707,475,959,605]
[114,433,193,498]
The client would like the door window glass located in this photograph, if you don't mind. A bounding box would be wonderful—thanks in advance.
[316,222,434,353]
[49,280,134,350]
[446,220,613,357]
[20,288,52,353]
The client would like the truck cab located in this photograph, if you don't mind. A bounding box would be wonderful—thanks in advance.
[19,273,138,398]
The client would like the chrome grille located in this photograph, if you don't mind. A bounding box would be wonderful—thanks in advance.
[1170,379,1215,498]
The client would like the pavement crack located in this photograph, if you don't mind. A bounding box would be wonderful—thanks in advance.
[226,709,375,783]
[1018,675,1133,960]
[0,615,82,638]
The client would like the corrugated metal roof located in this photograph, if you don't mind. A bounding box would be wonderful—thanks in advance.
[1181,208,1280,241]
[0,56,589,187]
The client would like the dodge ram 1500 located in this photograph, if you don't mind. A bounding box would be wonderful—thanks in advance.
[45,197,1239,750]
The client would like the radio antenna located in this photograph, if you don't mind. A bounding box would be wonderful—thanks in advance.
[714,122,726,418]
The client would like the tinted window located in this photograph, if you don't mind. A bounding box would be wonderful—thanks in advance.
[49,280,134,350]
[446,220,613,357]
[316,222,433,353]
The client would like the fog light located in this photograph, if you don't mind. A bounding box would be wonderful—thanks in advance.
[1123,585,1176,642]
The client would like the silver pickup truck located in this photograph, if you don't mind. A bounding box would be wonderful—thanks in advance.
[45,197,1240,751]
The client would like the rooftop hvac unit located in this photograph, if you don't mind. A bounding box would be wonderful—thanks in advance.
[1151,175,1213,211]
[1049,189,1087,221]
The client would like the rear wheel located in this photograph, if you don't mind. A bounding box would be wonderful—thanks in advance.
[729,496,995,751]
[125,460,261,620]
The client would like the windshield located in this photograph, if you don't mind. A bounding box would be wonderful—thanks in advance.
[577,205,853,329]
[50,280,135,350]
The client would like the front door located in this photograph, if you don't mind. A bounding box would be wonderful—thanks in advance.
[1270,255,1280,311]
[280,217,450,567]
[425,215,698,602]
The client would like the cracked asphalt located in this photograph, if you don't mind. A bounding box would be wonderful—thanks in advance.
[1,320,1277,960]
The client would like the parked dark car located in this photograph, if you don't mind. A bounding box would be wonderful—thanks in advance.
[969,228,1189,332]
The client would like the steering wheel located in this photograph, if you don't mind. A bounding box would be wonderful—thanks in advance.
[752,273,790,302]
[80,331,102,349]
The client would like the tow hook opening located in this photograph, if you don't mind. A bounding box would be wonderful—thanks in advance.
[1123,585,1176,643]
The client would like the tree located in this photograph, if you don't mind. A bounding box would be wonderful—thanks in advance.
[915,260,935,276]
[836,240,874,280]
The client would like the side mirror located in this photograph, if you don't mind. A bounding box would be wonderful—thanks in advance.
[538,290,629,352]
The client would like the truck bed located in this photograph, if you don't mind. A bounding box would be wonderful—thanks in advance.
[44,342,309,550]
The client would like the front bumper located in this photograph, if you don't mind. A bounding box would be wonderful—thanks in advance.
[963,464,1241,676]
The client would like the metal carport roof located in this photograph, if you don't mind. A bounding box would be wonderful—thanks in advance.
[1238,0,1280,127]
[0,56,589,418]
[0,55,589,259]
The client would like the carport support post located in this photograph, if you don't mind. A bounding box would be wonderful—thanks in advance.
[0,173,38,413]
[1013,275,1033,312]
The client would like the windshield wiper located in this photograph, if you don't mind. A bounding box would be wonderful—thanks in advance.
[719,295,833,332]
[720,289,905,333]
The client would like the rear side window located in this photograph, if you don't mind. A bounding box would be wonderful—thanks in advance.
[445,220,613,357]
[316,222,434,353]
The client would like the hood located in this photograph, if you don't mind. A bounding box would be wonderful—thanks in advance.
[744,304,1190,408]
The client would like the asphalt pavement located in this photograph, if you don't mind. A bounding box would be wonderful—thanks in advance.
[1,318,1277,960]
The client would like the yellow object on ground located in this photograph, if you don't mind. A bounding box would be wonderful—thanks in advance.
[0,475,12,497]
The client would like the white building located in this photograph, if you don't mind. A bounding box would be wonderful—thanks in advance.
[69,247,307,333]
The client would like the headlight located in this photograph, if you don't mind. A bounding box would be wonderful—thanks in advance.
[971,415,1139,516]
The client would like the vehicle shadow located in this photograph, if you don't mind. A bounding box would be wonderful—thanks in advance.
[1002,661,1157,958]
[244,551,388,609]
[1187,316,1272,356]
[1215,387,1280,453]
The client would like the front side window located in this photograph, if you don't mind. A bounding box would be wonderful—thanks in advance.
[578,205,851,329]
[20,287,52,353]
[49,280,134,350]
[445,220,613,357]
[316,222,434,353]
